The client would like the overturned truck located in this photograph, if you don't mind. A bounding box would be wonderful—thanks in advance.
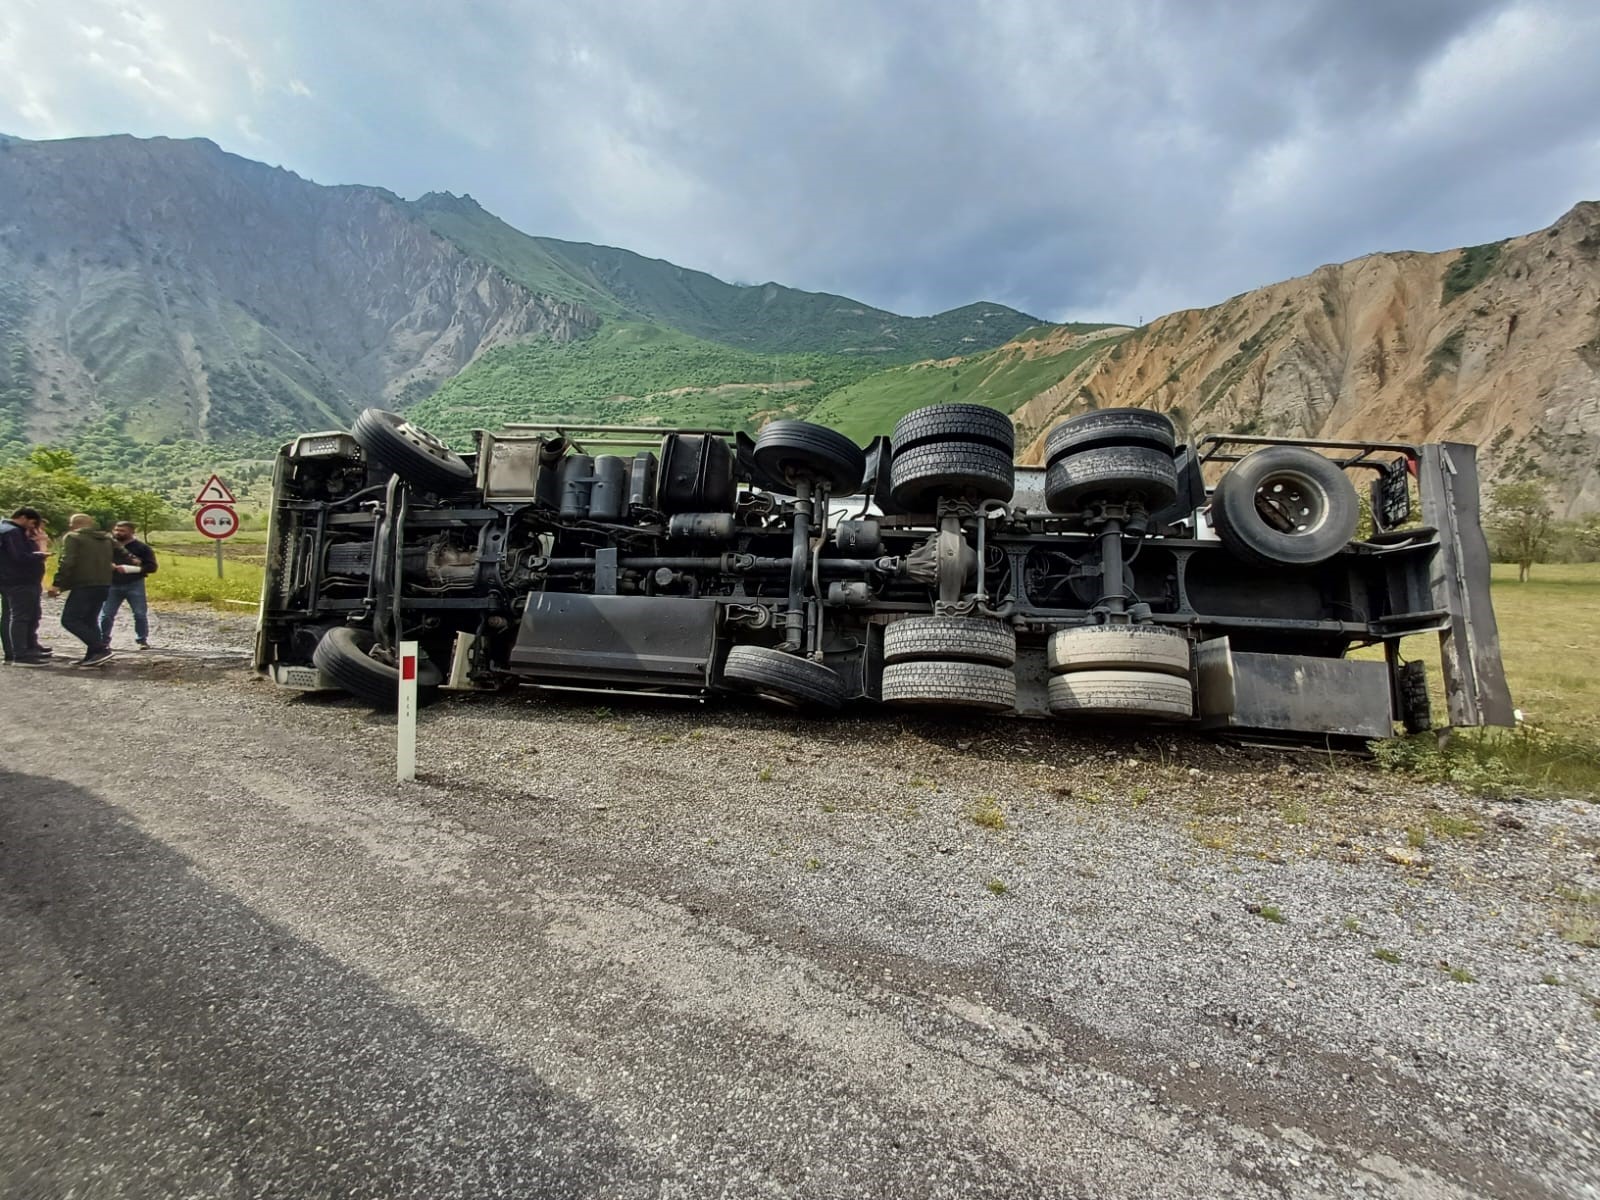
[254,404,1513,742]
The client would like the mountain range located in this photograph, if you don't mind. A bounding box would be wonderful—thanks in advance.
[1,132,1596,514]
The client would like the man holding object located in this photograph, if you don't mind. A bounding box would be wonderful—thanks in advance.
[100,520,158,648]
[0,506,50,664]
[49,513,116,666]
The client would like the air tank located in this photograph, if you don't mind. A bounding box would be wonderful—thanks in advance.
[589,455,628,520]
[557,453,595,520]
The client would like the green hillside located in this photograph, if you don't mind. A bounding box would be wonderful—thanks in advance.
[409,192,1047,360]
[802,332,1125,443]
[408,322,887,445]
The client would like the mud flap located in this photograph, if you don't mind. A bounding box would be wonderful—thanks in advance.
[1418,444,1515,727]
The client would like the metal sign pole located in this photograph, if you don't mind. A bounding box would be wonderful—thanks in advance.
[215,538,224,579]
[397,639,418,781]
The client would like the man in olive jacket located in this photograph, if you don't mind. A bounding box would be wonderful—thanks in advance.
[49,513,117,665]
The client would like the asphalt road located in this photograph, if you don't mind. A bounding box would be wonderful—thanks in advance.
[1,618,1597,1198]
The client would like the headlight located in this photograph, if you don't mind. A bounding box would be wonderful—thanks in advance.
[292,433,357,459]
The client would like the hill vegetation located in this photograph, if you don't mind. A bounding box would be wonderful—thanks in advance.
[411,192,1048,359]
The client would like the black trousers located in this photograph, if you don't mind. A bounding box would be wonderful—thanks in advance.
[1,584,43,660]
[60,586,110,653]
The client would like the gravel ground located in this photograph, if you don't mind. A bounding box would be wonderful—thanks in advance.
[2,602,1598,1198]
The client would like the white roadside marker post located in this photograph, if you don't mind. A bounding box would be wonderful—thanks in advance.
[397,640,418,782]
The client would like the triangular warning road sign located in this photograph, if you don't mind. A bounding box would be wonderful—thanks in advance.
[194,473,237,505]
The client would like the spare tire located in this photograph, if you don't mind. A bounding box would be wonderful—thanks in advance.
[752,420,866,495]
[313,625,442,709]
[1045,445,1179,512]
[892,404,1014,456]
[1211,446,1360,568]
[352,408,475,494]
[1045,408,1175,464]
[890,441,1014,509]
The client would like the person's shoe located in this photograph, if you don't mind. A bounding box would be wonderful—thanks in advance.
[81,648,116,667]
[136,640,150,650]
[11,653,48,665]
[30,646,53,657]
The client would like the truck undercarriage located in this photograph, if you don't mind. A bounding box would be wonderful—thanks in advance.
[254,404,1514,742]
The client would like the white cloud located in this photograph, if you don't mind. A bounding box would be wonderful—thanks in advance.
[0,0,1597,322]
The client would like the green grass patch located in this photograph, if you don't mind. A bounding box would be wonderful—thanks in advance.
[970,796,1007,830]
[1364,563,1600,797]
[1441,241,1506,303]
[1373,948,1403,964]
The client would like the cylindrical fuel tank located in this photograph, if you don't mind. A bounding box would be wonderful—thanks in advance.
[557,453,595,520]
[589,455,627,520]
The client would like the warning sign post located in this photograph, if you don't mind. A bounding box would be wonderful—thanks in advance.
[192,475,238,578]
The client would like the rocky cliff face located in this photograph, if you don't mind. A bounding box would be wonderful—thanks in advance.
[1015,202,1600,516]
[0,135,595,444]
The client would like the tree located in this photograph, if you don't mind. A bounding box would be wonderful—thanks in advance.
[1487,481,1553,582]
[121,490,175,539]
[1577,514,1600,558]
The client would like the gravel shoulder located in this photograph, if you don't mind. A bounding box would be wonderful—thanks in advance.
[1,605,1597,1198]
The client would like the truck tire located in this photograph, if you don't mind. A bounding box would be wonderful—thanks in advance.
[1045,445,1178,512]
[883,616,1016,666]
[753,420,867,495]
[1211,446,1360,568]
[722,645,845,710]
[880,660,1016,712]
[313,626,442,709]
[892,403,1015,456]
[1046,625,1191,676]
[351,408,475,494]
[1045,408,1176,464]
[890,441,1014,509]
[1046,670,1193,719]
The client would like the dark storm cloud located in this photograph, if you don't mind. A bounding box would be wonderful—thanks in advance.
[3,0,1598,321]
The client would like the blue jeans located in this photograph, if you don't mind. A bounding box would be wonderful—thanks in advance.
[100,578,149,643]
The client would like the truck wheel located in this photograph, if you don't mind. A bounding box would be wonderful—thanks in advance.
[883,616,1016,666]
[880,660,1016,712]
[313,626,442,709]
[1045,445,1178,512]
[351,408,475,494]
[753,420,866,495]
[722,645,845,710]
[1211,446,1360,568]
[1046,625,1191,676]
[892,404,1015,456]
[1045,408,1176,464]
[1046,670,1193,719]
[890,441,1014,509]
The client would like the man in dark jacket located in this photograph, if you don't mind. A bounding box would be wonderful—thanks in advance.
[48,513,117,665]
[100,520,158,648]
[0,506,50,665]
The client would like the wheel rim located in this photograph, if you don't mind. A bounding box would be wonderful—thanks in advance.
[389,414,455,462]
[1254,470,1328,536]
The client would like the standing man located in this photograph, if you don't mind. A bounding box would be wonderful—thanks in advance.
[100,520,158,649]
[48,513,116,666]
[1,506,50,665]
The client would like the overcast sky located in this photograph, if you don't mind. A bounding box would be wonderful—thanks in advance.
[2,0,1598,322]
